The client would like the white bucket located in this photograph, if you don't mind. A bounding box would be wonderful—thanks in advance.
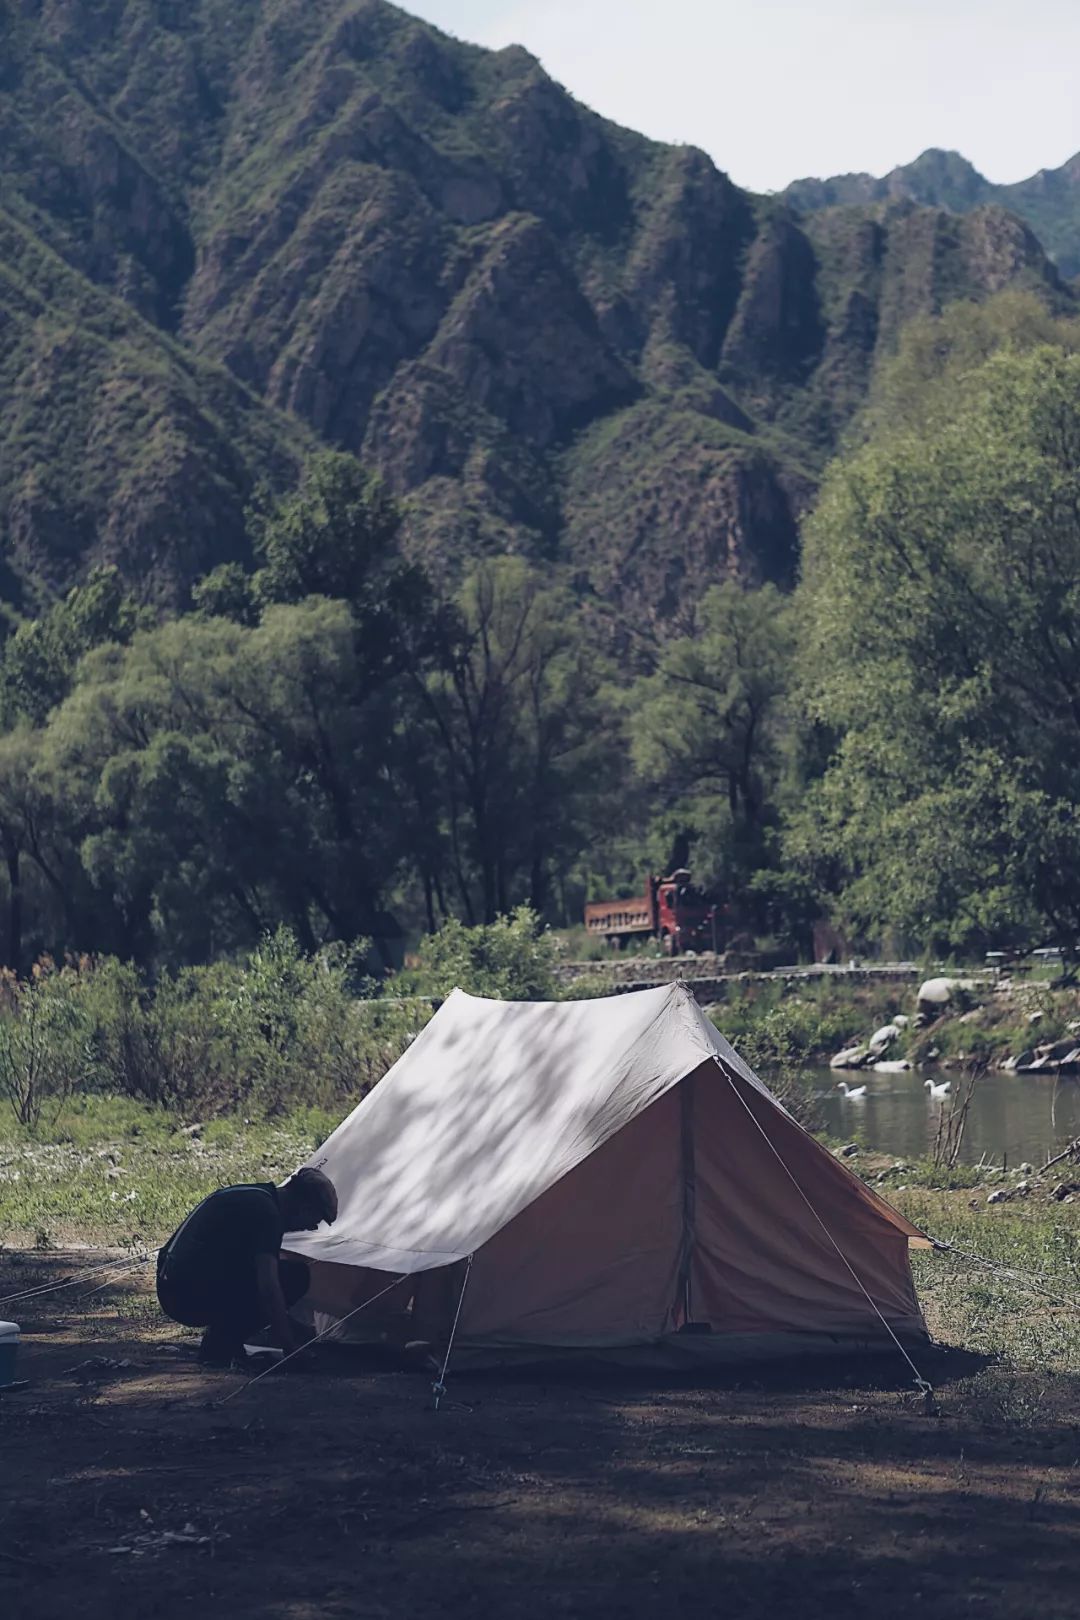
[0,1321,20,1388]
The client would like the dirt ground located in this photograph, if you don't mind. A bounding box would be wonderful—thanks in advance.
[3,1255,1080,1620]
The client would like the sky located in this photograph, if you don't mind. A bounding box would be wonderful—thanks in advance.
[405,0,1080,193]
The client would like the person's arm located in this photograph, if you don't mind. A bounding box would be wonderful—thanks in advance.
[255,1253,301,1356]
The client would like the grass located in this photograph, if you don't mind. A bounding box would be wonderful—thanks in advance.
[900,1186,1080,1374]
[0,1097,340,1250]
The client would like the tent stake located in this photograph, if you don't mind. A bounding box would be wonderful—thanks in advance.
[432,1254,473,1412]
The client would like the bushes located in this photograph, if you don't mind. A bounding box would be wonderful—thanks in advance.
[0,911,581,1129]
[0,932,429,1127]
[0,959,98,1127]
[0,909,565,1128]
[393,906,560,1001]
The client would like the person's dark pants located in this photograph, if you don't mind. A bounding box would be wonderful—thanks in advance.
[157,1253,310,1358]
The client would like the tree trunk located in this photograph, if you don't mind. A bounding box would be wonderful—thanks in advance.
[6,843,22,974]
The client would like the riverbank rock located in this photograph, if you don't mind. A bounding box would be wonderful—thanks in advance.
[869,1022,900,1050]
[1013,1039,1080,1073]
[830,1045,871,1069]
[916,976,981,1023]
[872,1059,912,1073]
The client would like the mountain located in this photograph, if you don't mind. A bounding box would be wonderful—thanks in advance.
[0,3,1072,631]
[785,148,1080,281]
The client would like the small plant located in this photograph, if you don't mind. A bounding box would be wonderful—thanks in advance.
[929,1065,982,1171]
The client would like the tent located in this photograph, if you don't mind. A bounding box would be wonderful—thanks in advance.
[285,983,929,1366]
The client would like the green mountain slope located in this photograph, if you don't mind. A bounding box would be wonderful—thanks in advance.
[0,3,1072,624]
[0,202,308,610]
[785,147,1080,281]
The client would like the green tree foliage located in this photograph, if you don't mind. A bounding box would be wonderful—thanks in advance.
[37,599,421,964]
[859,291,1080,440]
[249,452,419,618]
[0,456,443,969]
[190,562,258,625]
[0,567,143,726]
[793,339,1080,956]
[417,558,622,925]
[394,907,559,1001]
[627,582,794,911]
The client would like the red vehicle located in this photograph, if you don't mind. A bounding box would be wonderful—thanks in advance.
[584,869,717,955]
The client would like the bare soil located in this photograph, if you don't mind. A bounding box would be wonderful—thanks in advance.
[3,1254,1079,1620]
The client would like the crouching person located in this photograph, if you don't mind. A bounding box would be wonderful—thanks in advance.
[157,1167,338,1368]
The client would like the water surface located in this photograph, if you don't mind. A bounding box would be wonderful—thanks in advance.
[794,1065,1080,1167]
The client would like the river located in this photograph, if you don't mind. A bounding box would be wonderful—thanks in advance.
[795,1064,1080,1167]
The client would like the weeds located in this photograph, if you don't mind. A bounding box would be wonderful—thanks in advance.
[929,1067,981,1170]
[0,932,431,1127]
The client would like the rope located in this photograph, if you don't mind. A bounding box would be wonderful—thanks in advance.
[927,1236,1080,1314]
[432,1254,473,1412]
[712,1056,934,1398]
[217,1273,406,1405]
[0,1252,151,1307]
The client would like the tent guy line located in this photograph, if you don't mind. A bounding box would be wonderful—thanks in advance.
[0,1253,151,1308]
[926,1238,1080,1315]
[217,1273,408,1405]
[432,1253,474,1410]
[711,1055,935,1399]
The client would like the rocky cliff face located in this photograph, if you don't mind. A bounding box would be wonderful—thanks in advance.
[786,147,1080,281]
[0,3,1073,625]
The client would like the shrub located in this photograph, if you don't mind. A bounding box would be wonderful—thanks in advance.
[394,906,560,1000]
[0,931,431,1126]
[0,958,98,1127]
[138,931,423,1115]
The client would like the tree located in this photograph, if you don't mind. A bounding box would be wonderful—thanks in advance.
[0,567,144,726]
[394,907,560,1000]
[793,341,1080,957]
[190,563,258,625]
[626,581,794,911]
[248,451,417,617]
[0,728,45,970]
[36,600,426,966]
[418,559,621,924]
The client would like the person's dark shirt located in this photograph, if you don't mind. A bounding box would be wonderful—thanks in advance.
[158,1183,284,1286]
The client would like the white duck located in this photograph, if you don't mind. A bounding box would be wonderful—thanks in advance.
[836,1081,868,1099]
[924,1077,951,1099]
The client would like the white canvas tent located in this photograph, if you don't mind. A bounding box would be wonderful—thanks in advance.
[285,983,929,1365]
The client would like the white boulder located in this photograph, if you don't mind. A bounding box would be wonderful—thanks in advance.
[917,977,981,1017]
[869,1023,900,1050]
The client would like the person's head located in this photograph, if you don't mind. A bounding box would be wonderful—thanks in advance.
[279,1167,338,1232]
